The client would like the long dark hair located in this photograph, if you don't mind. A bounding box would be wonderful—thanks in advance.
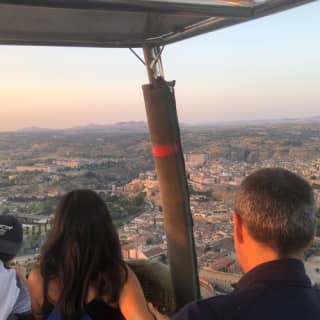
[40,189,127,319]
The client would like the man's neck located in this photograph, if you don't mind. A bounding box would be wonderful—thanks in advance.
[242,247,303,273]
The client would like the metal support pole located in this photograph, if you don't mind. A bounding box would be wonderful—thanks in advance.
[142,46,200,309]
[143,46,164,85]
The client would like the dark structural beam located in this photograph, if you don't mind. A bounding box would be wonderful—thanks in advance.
[162,0,316,45]
[0,0,253,18]
[0,0,316,47]
[142,46,200,308]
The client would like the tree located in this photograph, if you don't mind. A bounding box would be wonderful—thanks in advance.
[25,226,30,236]
[316,208,320,236]
[2,207,9,214]
[146,238,154,245]
[31,225,36,236]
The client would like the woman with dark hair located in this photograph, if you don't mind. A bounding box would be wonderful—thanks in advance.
[28,189,154,320]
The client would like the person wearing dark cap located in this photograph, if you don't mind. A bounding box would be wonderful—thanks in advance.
[149,168,320,320]
[0,214,31,319]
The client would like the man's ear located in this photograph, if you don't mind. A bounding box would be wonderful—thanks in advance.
[306,233,315,250]
[233,212,244,244]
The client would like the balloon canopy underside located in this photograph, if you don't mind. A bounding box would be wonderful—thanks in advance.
[0,0,315,48]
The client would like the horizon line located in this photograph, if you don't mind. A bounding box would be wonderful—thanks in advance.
[0,114,319,133]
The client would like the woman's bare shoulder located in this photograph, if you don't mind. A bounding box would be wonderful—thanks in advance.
[28,267,43,286]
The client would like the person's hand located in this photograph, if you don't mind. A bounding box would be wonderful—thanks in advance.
[15,266,27,280]
[148,303,169,320]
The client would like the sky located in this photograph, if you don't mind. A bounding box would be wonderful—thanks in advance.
[0,1,319,131]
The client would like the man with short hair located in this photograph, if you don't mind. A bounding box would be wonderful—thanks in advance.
[150,168,320,320]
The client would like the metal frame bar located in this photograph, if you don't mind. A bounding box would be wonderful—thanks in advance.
[129,48,146,66]
[158,0,316,45]
[0,0,253,18]
[0,0,316,48]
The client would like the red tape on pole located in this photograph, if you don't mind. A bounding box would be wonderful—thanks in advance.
[152,143,179,158]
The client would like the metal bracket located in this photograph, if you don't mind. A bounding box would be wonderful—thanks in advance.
[149,46,164,72]
[143,46,165,85]
[129,46,165,84]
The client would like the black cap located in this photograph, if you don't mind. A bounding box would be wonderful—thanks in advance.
[0,215,23,256]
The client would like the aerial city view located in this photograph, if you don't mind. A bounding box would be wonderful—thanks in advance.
[2,121,320,292]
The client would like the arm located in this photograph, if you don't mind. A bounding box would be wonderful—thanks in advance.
[27,268,45,320]
[148,303,169,320]
[11,271,32,315]
[119,266,154,320]
[14,266,27,286]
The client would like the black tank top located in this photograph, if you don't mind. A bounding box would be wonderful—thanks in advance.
[42,287,125,320]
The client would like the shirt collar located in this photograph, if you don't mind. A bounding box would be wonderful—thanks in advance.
[233,258,311,292]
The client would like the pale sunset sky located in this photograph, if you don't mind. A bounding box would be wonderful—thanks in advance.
[0,1,319,131]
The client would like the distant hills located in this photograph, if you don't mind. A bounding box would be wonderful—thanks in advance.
[15,115,320,134]
[189,115,320,127]
[18,121,148,134]
[74,121,148,132]
[18,126,57,133]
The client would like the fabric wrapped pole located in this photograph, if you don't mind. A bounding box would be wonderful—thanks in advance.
[142,78,200,309]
